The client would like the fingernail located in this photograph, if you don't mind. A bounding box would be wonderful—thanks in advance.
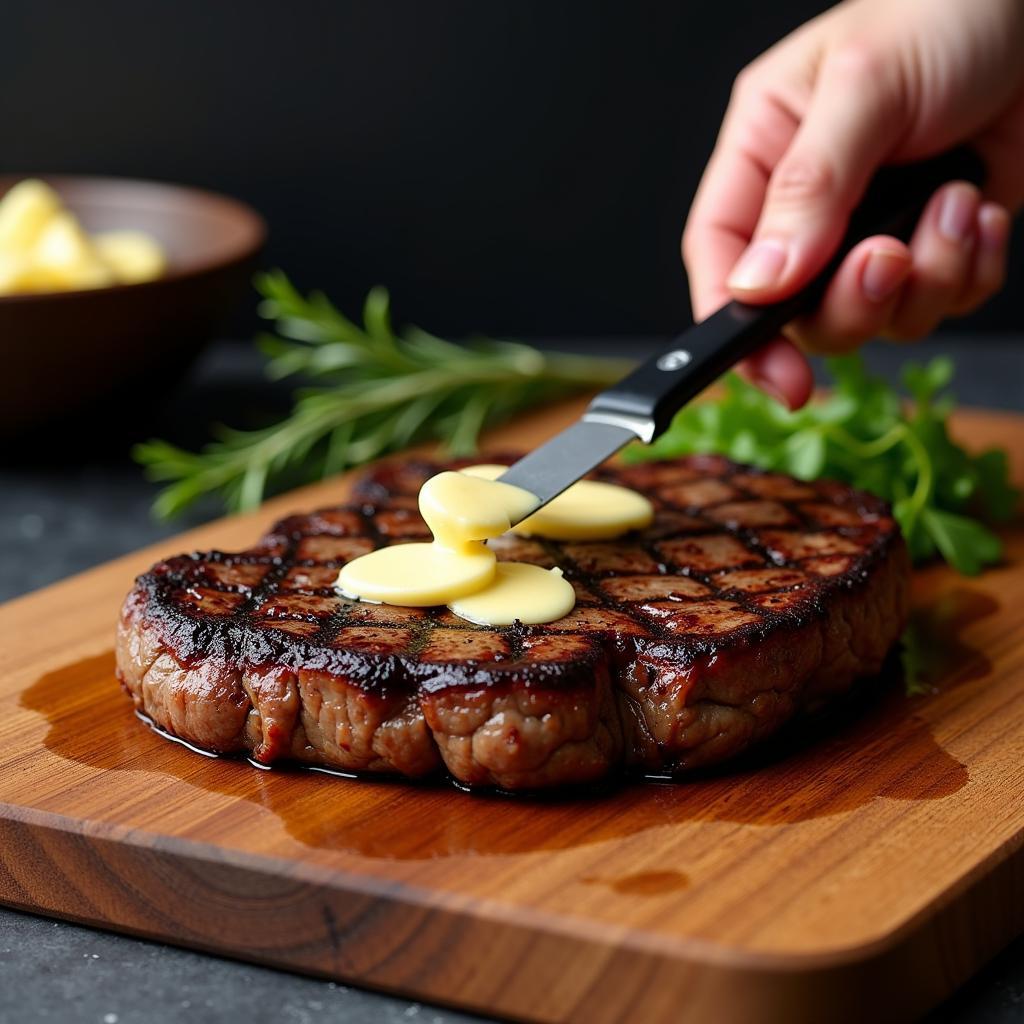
[727,240,788,292]
[978,203,1010,250]
[861,248,910,303]
[938,185,978,243]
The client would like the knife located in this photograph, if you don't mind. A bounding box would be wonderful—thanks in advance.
[498,146,986,514]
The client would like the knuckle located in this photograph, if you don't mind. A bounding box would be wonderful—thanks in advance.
[680,217,696,249]
[680,223,699,266]
[822,41,903,119]
[730,63,761,103]
[767,153,835,208]
[825,41,887,85]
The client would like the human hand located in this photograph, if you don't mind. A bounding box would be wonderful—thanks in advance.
[683,0,1024,408]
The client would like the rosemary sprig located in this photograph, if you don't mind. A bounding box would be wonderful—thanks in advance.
[135,271,632,518]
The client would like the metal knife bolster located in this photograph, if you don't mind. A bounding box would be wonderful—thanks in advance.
[583,300,800,443]
[500,145,986,518]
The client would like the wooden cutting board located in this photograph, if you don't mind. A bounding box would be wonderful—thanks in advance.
[2,401,1023,1024]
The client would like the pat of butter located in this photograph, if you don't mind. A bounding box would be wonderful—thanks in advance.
[0,180,62,252]
[338,542,497,607]
[34,213,115,289]
[418,470,539,549]
[337,470,536,610]
[95,230,166,284]
[337,462,652,628]
[447,563,575,626]
[462,464,654,540]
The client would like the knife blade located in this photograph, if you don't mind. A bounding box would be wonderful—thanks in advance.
[498,146,985,518]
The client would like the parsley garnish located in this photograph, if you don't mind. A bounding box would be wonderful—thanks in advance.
[628,355,1018,574]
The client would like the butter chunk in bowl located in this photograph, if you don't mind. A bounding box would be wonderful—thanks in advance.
[0,179,165,294]
[0,175,264,436]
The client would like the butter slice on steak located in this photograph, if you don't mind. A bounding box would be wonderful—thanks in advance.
[115,455,909,790]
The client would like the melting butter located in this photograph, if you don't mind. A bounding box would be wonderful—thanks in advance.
[418,470,538,548]
[337,470,539,611]
[336,542,497,606]
[337,461,651,627]
[462,464,654,540]
[448,563,575,626]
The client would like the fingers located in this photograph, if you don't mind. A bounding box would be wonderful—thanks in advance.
[883,183,980,340]
[682,70,801,320]
[681,74,817,410]
[727,47,903,303]
[949,202,1011,315]
[880,183,1011,342]
[683,35,1013,410]
[785,236,912,354]
[682,78,816,410]
[738,337,815,411]
[784,187,1011,353]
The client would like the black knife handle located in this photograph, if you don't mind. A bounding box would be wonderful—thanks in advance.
[586,145,986,442]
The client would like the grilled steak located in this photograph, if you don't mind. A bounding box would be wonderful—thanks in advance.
[116,455,910,790]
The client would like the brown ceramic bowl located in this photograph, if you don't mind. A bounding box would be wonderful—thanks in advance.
[0,175,265,437]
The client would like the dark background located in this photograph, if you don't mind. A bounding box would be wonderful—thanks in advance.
[2,0,1019,339]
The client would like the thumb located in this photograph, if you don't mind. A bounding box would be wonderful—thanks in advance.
[727,48,903,302]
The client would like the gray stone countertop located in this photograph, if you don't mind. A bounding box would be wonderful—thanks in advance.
[1,333,1022,1024]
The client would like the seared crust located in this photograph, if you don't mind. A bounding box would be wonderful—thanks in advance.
[116,455,910,789]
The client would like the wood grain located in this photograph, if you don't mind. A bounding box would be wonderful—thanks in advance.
[1,402,1023,1024]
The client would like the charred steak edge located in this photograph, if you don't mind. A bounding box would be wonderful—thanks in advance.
[115,454,909,790]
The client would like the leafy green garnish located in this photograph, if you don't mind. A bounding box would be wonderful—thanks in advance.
[629,354,1018,574]
[135,272,632,519]
[137,271,1017,577]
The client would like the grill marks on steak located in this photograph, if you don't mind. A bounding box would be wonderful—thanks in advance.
[116,454,909,789]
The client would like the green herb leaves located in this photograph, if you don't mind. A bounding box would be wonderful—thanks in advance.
[627,355,1018,575]
[135,272,632,519]
[135,273,1017,576]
